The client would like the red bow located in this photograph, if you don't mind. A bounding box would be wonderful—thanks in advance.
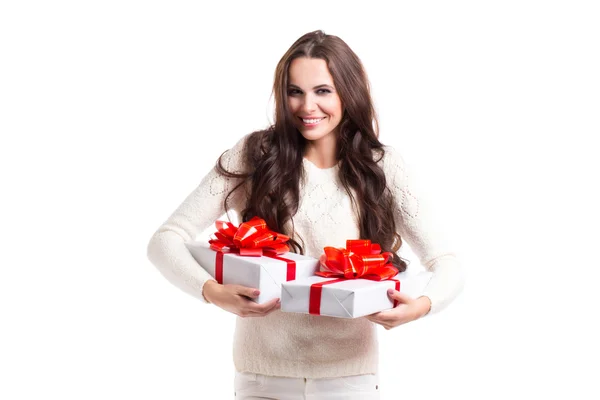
[316,239,398,281]
[208,216,290,256]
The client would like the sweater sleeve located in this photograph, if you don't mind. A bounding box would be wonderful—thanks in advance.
[381,146,465,315]
[146,134,250,303]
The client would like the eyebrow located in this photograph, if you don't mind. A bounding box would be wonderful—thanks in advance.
[288,83,335,90]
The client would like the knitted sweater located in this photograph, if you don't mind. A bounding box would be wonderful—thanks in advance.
[146,133,464,379]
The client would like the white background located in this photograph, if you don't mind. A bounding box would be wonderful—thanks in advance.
[1,1,599,399]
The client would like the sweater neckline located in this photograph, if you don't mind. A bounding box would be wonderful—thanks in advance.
[302,157,340,172]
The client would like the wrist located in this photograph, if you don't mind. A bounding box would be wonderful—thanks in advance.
[416,296,432,318]
[202,279,219,303]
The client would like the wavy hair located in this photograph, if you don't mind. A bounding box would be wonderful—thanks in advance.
[216,30,408,271]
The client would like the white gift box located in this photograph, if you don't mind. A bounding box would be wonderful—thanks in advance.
[185,241,320,304]
[280,271,432,318]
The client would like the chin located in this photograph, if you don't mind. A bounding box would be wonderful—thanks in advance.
[298,128,332,142]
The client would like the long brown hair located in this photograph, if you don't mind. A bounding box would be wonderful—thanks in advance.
[216,30,408,271]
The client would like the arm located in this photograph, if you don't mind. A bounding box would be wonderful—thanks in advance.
[146,134,249,303]
[384,147,465,316]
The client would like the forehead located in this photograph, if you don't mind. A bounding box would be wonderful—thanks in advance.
[288,57,334,86]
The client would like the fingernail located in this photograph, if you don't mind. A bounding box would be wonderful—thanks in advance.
[387,289,394,295]
[253,290,260,296]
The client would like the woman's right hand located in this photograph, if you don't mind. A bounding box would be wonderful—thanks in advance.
[202,280,280,317]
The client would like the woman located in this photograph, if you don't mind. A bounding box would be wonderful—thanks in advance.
[147,30,464,399]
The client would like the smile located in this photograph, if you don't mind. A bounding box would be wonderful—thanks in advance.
[300,117,325,126]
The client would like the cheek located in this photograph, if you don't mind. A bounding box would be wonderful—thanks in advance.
[287,98,301,114]
[323,98,343,118]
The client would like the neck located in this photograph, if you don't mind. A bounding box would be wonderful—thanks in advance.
[303,132,338,169]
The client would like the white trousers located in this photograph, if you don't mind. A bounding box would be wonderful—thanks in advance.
[234,371,380,400]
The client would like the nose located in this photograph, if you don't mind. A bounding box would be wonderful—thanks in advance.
[301,94,316,113]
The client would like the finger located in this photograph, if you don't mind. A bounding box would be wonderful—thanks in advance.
[387,289,414,303]
[232,285,261,299]
[365,314,389,325]
[371,311,394,323]
[262,301,281,315]
[365,315,391,329]
[242,301,281,317]
[364,314,378,323]
[366,316,383,326]
[319,253,327,268]
[365,312,381,321]
[246,298,280,314]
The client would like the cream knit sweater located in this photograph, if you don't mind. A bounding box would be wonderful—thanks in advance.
[146,133,464,379]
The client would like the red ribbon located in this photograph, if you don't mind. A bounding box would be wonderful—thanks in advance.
[208,216,290,256]
[309,240,400,315]
[391,279,401,308]
[263,251,296,281]
[309,278,345,315]
[316,240,398,281]
[213,250,297,284]
[209,217,295,284]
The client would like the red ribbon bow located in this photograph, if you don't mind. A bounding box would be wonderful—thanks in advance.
[316,239,398,281]
[208,216,290,256]
[309,240,401,314]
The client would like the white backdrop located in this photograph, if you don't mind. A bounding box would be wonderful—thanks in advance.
[1,1,599,399]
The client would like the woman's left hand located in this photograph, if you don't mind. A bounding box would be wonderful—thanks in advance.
[365,290,431,330]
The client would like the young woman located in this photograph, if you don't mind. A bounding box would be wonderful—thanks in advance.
[147,30,464,399]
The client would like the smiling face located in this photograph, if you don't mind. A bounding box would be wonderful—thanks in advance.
[287,57,343,143]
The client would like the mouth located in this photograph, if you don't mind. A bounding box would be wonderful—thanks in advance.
[299,117,326,127]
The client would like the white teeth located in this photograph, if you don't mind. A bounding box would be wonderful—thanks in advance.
[302,118,324,124]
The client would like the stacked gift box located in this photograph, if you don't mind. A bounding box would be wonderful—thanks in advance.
[185,217,320,304]
[281,239,432,318]
[186,218,431,317]
[280,271,432,318]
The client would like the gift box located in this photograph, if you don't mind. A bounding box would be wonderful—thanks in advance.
[185,217,319,304]
[280,271,432,318]
[280,239,432,318]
